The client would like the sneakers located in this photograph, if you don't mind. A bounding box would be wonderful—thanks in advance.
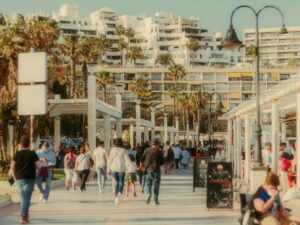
[115,193,122,204]
[39,195,44,202]
[155,201,160,205]
[42,199,48,204]
[19,217,29,224]
[115,197,119,204]
[146,195,151,204]
[99,188,103,194]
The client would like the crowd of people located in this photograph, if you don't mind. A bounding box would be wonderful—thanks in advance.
[9,136,193,224]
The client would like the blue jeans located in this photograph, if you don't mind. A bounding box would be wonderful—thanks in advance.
[16,179,35,218]
[146,172,161,202]
[96,166,107,190]
[36,168,52,200]
[112,172,125,197]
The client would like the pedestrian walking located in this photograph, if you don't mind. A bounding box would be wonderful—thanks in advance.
[36,142,56,203]
[10,136,40,224]
[108,138,130,204]
[125,153,137,197]
[93,141,108,193]
[180,147,190,169]
[75,146,91,192]
[141,139,164,205]
[64,147,77,191]
[172,144,182,169]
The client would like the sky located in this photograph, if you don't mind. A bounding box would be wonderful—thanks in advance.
[1,0,300,37]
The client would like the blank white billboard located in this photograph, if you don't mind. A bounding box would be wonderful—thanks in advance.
[18,85,47,115]
[18,52,47,83]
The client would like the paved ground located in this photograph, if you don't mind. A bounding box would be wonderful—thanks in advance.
[0,166,241,225]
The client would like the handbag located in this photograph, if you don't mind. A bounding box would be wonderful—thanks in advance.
[8,176,14,186]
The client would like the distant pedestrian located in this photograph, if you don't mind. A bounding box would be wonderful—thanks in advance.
[108,138,130,204]
[172,144,182,169]
[64,147,77,191]
[141,139,164,205]
[10,136,40,224]
[75,146,91,192]
[180,147,190,169]
[36,142,56,203]
[93,141,108,193]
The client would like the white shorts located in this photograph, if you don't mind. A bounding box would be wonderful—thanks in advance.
[64,169,77,182]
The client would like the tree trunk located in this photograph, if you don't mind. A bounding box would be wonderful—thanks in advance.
[173,97,176,126]
[82,61,88,98]
[104,85,107,102]
[70,57,76,98]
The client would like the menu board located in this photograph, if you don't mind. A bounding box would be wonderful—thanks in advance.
[206,162,233,209]
[193,157,211,191]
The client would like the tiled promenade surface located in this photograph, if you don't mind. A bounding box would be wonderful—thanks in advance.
[0,166,241,225]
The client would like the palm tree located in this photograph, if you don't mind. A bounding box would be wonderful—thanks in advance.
[77,36,100,98]
[167,86,181,126]
[117,38,127,67]
[125,47,144,66]
[155,52,174,67]
[166,63,186,125]
[60,35,80,97]
[96,71,115,102]
[186,37,199,67]
[287,58,299,69]
[129,76,153,119]
[245,44,257,65]
[114,25,126,36]
[96,34,112,64]
[125,27,135,41]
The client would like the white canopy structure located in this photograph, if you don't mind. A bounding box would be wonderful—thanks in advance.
[223,72,300,189]
[48,75,122,151]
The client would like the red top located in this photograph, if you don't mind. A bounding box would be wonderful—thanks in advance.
[280,158,291,172]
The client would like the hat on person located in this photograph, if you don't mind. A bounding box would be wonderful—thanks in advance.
[151,139,160,146]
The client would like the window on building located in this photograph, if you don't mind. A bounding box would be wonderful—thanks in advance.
[229,83,241,91]
[152,73,162,81]
[124,73,135,80]
[203,73,215,81]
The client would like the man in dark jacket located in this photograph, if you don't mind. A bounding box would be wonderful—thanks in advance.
[141,139,164,205]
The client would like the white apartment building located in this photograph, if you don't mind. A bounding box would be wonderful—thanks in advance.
[244,27,300,68]
[52,4,242,67]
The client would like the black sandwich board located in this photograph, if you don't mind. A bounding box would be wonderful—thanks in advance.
[206,162,233,209]
[193,157,211,191]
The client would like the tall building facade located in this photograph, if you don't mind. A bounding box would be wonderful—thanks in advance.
[101,67,298,111]
[244,27,300,68]
[52,4,242,67]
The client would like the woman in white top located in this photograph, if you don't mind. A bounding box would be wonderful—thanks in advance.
[75,146,91,192]
[108,138,129,204]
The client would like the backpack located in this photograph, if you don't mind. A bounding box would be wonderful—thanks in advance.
[66,154,75,169]
[167,148,174,160]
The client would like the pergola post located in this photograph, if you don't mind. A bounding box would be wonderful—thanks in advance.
[54,117,61,152]
[130,118,134,147]
[151,108,155,140]
[88,75,97,151]
[135,99,141,145]
[116,94,122,139]
[233,117,238,177]
[271,99,279,173]
[196,124,199,147]
[164,113,168,145]
[175,116,179,144]
[281,120,287,144]
[296,91,300,188]
[236,116,241,178]
[144,127,149,142]
[244,114,251,183]
[227,119,232,162]
[104,114,110,151]
[186,121,190,147]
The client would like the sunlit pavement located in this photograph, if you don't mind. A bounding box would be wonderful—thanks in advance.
[0,165,240,225]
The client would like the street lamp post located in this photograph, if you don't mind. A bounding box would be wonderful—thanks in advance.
[220,5,287,167]
[207,93,224,157]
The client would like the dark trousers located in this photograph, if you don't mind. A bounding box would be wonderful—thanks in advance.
[78,169,90,191]
[146,172,161,202]
[175,158,180,169]
[112,172,125,197]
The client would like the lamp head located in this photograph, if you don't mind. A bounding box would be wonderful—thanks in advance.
[279,25,288,34]
[219,25,243,50]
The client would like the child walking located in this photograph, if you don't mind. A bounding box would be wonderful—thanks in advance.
[125,154,137,197]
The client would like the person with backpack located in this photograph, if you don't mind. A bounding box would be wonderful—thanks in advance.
[64,147,77,191]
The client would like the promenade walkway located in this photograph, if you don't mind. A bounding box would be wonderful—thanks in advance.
[0,166,240,225]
